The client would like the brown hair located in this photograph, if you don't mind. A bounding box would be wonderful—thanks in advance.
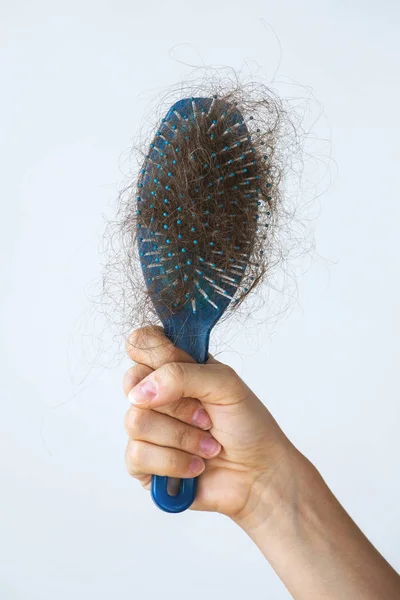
[103,76,301,334]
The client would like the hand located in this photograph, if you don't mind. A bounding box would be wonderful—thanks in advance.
[123,327,400,600]
[123,326,300,522]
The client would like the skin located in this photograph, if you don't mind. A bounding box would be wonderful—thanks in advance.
[123,326,400,600]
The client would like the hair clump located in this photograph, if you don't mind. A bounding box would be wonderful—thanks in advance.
[103,74,300,334]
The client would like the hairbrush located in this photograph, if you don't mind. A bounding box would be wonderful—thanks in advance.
[136,95,273,513]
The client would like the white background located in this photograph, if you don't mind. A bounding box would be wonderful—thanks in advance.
[1,1,399,598]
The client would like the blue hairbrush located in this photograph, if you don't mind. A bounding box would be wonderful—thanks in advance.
[136,95,272,513]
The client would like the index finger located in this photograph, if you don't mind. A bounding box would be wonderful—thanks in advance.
[126,326,217,369]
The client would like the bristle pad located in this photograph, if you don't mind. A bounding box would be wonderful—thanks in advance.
[137,97,263,314]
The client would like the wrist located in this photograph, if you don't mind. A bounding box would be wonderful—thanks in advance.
[232,445,400,600]
[233,443,315,537]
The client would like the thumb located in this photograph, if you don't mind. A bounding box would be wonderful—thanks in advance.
[128,361,252,409]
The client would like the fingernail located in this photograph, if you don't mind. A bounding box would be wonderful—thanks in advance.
[192,408,212,429]
[128,380,157,405]
[200,436,221,457]
[189,457,205,474]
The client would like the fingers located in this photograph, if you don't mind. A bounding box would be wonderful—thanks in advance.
[128,362,252,409]
[124,406,221,459]
[123,364,212,430]
[123,327,235,489]
[126,326,196,369]
[125,440,206,479]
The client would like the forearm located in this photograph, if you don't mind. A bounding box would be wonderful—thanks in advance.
[236,448,400,600]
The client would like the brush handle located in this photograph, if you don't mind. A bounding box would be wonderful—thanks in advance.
[150,321,210,513]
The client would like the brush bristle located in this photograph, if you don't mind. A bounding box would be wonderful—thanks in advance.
[136,95,274,315]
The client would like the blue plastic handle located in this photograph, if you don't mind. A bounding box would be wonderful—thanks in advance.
[151,475,198,514]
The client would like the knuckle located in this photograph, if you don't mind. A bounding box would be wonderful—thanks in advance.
[175,426,191,450]
[125,406,152,439]
[126,326,157,358]
[124,407,145,437]
[123,408,133,434]
[215,364,246,402]
[129,440,145,467]
[221,364,241,389]
[167,396,188,418]
[125,441,141,475]
[128,326,164,348]
[163,362,186,386]
[221,363,239,381]
[166,451,180,474]
[126,329,141,356]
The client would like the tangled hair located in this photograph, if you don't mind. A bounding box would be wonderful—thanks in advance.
[102,72,305,337]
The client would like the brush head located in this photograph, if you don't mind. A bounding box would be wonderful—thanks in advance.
[137,96,273,324]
